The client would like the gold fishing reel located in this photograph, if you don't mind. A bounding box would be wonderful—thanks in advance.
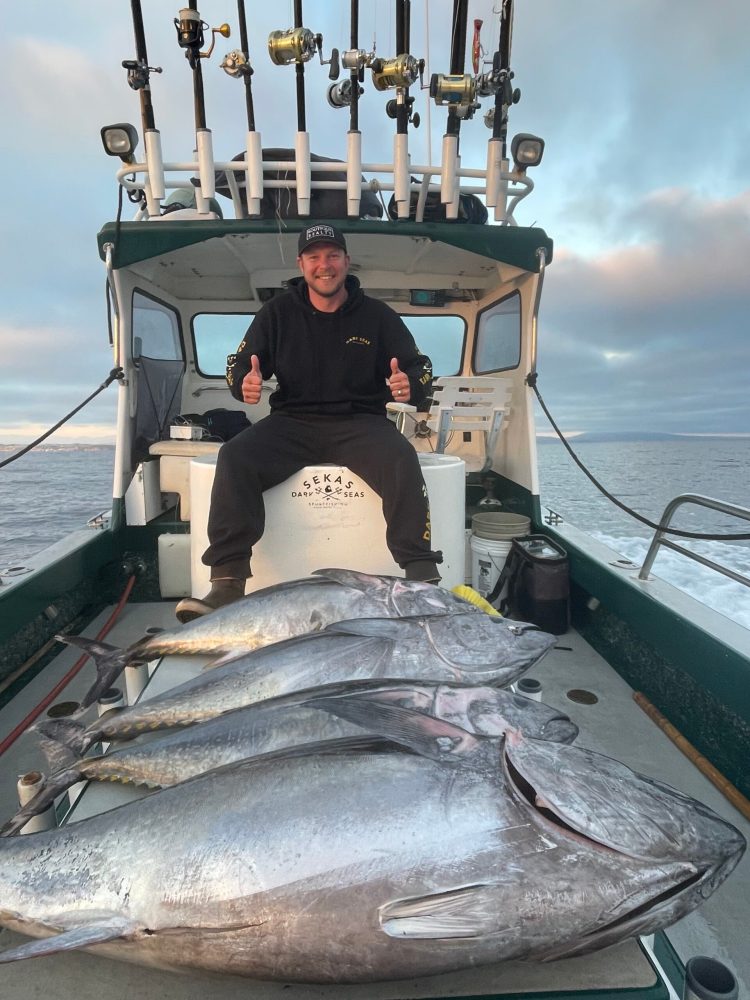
[268,27,318,65]
[429,73,477,108]
[371,54,423,92]
[268,26,340,78]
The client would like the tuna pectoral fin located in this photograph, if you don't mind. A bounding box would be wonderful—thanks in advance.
[308,696,484,764]
[380,885,498,940]
[0,915,137,963]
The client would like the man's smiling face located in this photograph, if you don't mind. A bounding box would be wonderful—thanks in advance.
[297,244,350,303]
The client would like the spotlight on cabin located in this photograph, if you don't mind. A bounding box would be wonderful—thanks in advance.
[511,133,545,172]
[101,123,140,163]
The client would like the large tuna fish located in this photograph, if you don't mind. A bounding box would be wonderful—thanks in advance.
[62,569,484,709]
[0,705,744,981]
[51,613,556,748]
[3,683,578,835]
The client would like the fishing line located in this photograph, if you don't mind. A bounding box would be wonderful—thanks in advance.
[527,374,750,542]
[0,369,123,470]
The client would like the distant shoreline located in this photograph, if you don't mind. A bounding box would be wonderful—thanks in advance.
[2,435,749,451]
[536,432,750,444]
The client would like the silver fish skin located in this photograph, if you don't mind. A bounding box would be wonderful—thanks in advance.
[0,720,743,981]
[70,612,555,745]
[63,569,482,709]
[4,683,578,835]
[64,569,482,709]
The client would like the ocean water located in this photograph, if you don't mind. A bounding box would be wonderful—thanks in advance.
[1,439,748,628]
[537,438,750,629]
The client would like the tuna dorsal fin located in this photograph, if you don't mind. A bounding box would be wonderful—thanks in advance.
[379,884,499,939]
[307,695,487,764]
[313,567,392,594]
[0,915,137,963]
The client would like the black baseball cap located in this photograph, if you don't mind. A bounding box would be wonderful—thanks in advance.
[297,223,348,255]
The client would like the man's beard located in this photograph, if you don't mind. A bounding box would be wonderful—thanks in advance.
[312,277,346,298]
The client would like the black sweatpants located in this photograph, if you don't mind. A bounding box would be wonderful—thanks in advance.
[202,412,441,578]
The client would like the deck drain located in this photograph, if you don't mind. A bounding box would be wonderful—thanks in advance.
[566,688,599,705]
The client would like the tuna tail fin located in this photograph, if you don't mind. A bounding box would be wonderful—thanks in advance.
[307,693,486,765]
[0,915,138,961]
[35,717,90,762]
[0,766,82,837]
[54,634,130,711]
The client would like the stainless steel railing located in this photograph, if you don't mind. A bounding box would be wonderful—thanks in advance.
[638,494,750,587]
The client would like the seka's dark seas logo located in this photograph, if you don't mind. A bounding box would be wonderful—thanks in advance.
[291,471,366,503]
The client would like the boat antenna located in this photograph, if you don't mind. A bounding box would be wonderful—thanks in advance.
[267,2,340,216]
[220,0,264,216]
[124,0,165,215]
[174,3,230,213]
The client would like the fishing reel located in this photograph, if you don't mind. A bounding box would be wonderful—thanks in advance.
[385,95,420,128]
[220,48,252,79]
[122,59,163,92]
[174,8,230,69]
[326,78,364,109]
[371,54,424,92]
[268,27,340,80]
[429,73,480,120]
[340,47,377,79]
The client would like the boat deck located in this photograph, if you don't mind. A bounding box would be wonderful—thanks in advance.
[1,600,748,998]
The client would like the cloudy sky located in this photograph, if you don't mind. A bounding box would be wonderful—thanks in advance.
[1,0,749,443]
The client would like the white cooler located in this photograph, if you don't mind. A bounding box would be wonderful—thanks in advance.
[189,453,465,594]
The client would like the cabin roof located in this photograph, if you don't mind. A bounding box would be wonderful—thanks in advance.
[98,219,553,274]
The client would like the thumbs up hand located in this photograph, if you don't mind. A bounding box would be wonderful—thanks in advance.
[388,357,411,403]
[242,354,263,405]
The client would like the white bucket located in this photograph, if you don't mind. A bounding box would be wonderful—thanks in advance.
[472,511,531,540]
[470,534,512,598]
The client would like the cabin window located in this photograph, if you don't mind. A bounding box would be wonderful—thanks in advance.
[474,292,521,373]
[193,313,254,376]
[401,315,465,376]
[132,291,182,361]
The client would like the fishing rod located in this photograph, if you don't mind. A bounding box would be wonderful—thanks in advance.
[328,3,382,216]
[174,4,230,212]
[347,0,362,216]
[368,1,423,219]
[443,0,469,217]
[428,0,481,218]
[393,0,412,219]
[220,0,263,216]
[481,0,521,220]
[124,0,164,216]
[268,2,339,216]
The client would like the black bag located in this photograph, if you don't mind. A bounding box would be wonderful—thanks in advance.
[387,188,488,224]
[487,535,570,635]
[177,408,251,442]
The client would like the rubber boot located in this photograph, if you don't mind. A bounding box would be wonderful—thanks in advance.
[404,560,441,584]
[175,578,246,624]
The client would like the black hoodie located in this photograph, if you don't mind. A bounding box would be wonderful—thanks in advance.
[226,275,432,416]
